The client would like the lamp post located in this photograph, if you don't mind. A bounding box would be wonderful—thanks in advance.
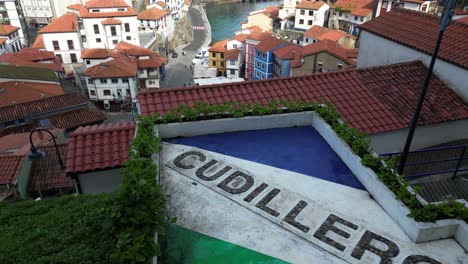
[397,0,457,175]
[28,128,65,170]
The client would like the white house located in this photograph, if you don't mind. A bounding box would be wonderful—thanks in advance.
[225,35,247,79]
[375,0,437,17]
[137,7,172,38]
[38,12,82,64]
[358,8,468,101]
[328,0,374,36]
[48,0,133,19]
[0,0,26,45]
[0,24,21,53]
[77,0,140,49]
[20,0,53,26]
[294,1,329,30]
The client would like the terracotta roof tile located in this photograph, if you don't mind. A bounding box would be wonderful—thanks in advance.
[0,82,64,107]
[0,93,89,123]
[115,41,153,56]
[297,0,326,10]
[138,7,170,20]
[359,8,468,69]
[79,6,137,18]
[32,35,44,49]
[0,155,24,185]
[156,1,167,7]
[317,30,348,42]
[0,24,19,35]
[29,143,74,192]
[84,53,137,78]
[456,16,468,25]
[0,129,62,156]
[246,31,274,42]
[225,49,241,60]
[0,49,64,72]
[301,39,355,64]
[0,37,6,45]
[273,44,302,59]
[81,48,112,59]
[39,13,78,33]
[263,5,279,18]
[233,34,249,42]
[66,121,135,175]
[67,4,82,11]
[86,0,129,8]
[256,36,289,52]
[332,0,373,16]
[208,39,229,53]
[137,53,165,68]
[138,61,468,134]
[101,18,122,25]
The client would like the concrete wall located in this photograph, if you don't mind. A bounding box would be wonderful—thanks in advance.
[42,32,83,64]
[369,119,468,154]
[292,52,351,76]
[78,168,122,194]
[358,31,468,100]
[82,16,140,49]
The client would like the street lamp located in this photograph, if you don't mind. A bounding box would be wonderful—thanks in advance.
[28,128,65,170]
[397,0,457,175]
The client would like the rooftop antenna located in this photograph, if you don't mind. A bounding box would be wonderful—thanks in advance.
[397,0,457,175]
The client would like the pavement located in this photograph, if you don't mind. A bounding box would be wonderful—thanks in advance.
[139,31,155,48]
[184,6,209,52]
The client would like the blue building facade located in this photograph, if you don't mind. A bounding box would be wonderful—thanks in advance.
[253,42,289,80]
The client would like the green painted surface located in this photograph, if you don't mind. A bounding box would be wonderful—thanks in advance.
[160,225,289,264]
[0,64,58,82]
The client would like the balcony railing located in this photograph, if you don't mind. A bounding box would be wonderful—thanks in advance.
[380,145,468,181]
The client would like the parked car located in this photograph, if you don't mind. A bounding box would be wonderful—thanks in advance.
[195,50,208,58]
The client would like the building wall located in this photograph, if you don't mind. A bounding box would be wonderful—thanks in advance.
[209,51,226,76]
[20,0,53,24]
[357,31,468,101]
[244,41,258,80]
[294,5,329,30]
[292,52,351,76]
[83,57,113,67]
[253,49,270,80]
[242,12,273,32]
[226,54,241,78]
[42,32,82,64]
[0,29,21,52]
[1,0,26,44]
[82,16,140,49]
[328,9,371,35]
[86,76,137,102]
[78,168,122,194]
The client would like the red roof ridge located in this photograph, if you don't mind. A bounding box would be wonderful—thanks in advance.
[71,121,135,136]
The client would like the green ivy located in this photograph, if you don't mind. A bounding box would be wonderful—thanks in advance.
[151,99,467,223]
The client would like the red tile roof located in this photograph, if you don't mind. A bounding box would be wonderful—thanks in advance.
[66,121,135,175]
[101,18,122,25]
[115,41,153,56]
[333,0,373,16]
[156,1,167,7]
[0,156,24,185]
[137,53,165,68]
[29,143,74,192]
[233,34,249,42]
[0,93,89,123]
[297,0,326,10]
[263,5,279,18]
[138,61,468,135]
[0,109,107,137]
[0,37,6,46]
[456,16,468,25]
[301,39,355,64]
[273,44,302,60]
[86,0,129,8]
[246,31,274,42]
[80,6,137,18]
[15,48,56,61]
[0,82,64,107]
[0,129,62,155]
[67,4,82,11]
[208,39,229,53]
[84,53,137,78]
[256,36,289,52]
[0,48,64,72]
[32,35,44,49]
[0,24,19,35]
[360,8,468,69]
[138,7,170,20]
[39,13,78,33]
[225,49,241,60]
[81,48,112,59]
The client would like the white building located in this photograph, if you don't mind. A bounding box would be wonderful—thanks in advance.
[0,0,26,45]
[358,8,468,101]
[137,7,172,38]
[77,0,140,49]
[20,0,53,26]
[294,1,329,30]
[38,12,82,64]
[0,24,21,53]
[328,0,374,36]
[48,0,132,19]
[375,0,437,17]
[225,35,246,79]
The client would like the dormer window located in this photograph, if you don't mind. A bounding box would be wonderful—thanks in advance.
[117,8,125,11]
[92,9,100,12]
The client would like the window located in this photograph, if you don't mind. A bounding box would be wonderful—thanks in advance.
[256,51,260,57]
[90,90,96,95]
[230,69,235,74]
[230,60,235,65]
[233,44,237,49]
[308,20,312,25]
[212,61,216,66]
[124,23,130,32]
[220,62,224,67]
[92,9,100,12]
[52,40,59,50]
[382,1,388,8]
[126,36,131,40]
[299,19,304,25]
[111,26,117,36]
[96,38,101,43]
[148,80,155,85]
[261,74,265,79]
[117,8,125,11]
[220,53,224,59]
[88,78,94,84]
[256,61,260,67]
[70,53,77,63]
[262,53,266,59]
[339,11,343,16]
[354,16,358,20]
[360,17,364,22]
[211,52,216,57]
[337,61,343,69]
[256,72,259,77]
[81,35,87,42]
[94,24,100,34]
[86,60,91,65]
[300,10,305,15]
[122,78,129,83]
[309,10,313,16]
[100,79,108,84]
[67,40,74,50]
[113,40,118,44]
[421,4,427,12]
[103,90,111,96]
[261,63,265,70]
[111,78,118,83]
[56,54,62,63]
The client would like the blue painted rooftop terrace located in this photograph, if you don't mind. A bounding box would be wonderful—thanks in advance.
[165,127,364,190]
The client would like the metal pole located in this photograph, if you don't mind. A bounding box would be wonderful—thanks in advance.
[397,0,456,175]
[29,128,65,170]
